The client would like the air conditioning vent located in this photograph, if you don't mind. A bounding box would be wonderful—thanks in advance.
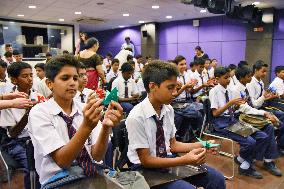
[73,16,105,24]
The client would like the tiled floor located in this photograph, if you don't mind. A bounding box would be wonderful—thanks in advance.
[1,139,284,189]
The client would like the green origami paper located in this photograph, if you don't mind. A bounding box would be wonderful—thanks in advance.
[196,138,220,149]
[103,88,119,106]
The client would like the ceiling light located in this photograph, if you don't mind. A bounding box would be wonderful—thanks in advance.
[123,13,129,16]
[152,5,159,9]
[252,2,260,5]
[28,5,36,9]
[9,21,15,24]
[200,9,207,13]
[60,32,64,35]
[119,25,125,28]
[166,15,173,19]
[139,20,145,24]
[17,14,24,17]
[3,26,8,30]
[58,18,64,22]
[75,11,82,15]
[51,36,55,38]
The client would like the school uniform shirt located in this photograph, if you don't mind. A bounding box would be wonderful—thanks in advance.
[132,71,141,81]
[246,76,266,109]
[208,67,215,78]
[192,70,208,98]
[28,98,103,184]
[175,72,191,101]
[115,49,132,69]
[102,58,111,73]
[0,89,45,138]
[37,77,52,98]
[74,88,93,103]
[136,78,146,94]
[209,84,233,116]
[33,77,42,92]
[126,97,176,164]
[230,82,266,116]
[106,69,120,83]
[111,76,138,98]
[269,77,284,96]
[228,75,240,89]
[0,78,14,94]
[137,63,144,72]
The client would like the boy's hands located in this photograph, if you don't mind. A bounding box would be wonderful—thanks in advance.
[11,98,34,109]
[229,97,245,106]
[264,91,278,100]
[3,92,28,100]
[102,101,123,128]
[183,148,206,166]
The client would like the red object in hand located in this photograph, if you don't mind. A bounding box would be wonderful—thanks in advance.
[37,95,46,102]
[96,89,105,99]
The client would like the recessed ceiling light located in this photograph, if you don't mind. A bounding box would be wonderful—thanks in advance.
[28,5,36,9]
[58,18,64,22]
[3,26,8,30]
[17,14,24,17]
[152,5,159,9]
[252,2,260,5]
[51,36,55,38]
[119,25,125,28]
[139,20,145,24]
[9,21,15,24]
[60,32,64,35]
[200,9,207,13]
[123,13,129,17]
[75,11,82,15]
[166,15,173,19]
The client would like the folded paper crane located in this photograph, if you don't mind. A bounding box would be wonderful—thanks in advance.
[103,88,119,106]
[196,137,220,149]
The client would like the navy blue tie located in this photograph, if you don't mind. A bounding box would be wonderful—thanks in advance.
[152,116,167,158]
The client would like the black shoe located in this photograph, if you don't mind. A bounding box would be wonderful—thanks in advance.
[239,167,263,179]
[263,161,282,177]
[234,156,241,165]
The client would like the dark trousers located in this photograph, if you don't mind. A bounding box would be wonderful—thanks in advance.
[121,102,134,115]
[214,117,279,164]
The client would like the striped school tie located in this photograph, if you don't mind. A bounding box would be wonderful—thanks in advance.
[58,112,96,176]
[245,88,253,107]
[79,93,85,103]
[225,90,234,121]
[152,115,167,158]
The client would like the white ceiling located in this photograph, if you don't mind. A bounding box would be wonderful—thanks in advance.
[0,0,284,32]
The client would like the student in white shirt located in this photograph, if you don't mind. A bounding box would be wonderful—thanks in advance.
[270,66,284,98]
[112,62,139,114]
[3,51,14,65]
[126,61,225,189]
[74,63,93,103]
[208,58,218,79]
[0,62,45,188]
[191,60,211,99]
[128,60,141,82]
[0,91,34,110]
[228,64,239,88]
[106,58,120,83]
[136,54,144,72]
[203,58,211,80]
[37,77,52,99]
[209,67,281,178]
[28,55,123,186]
[102,52,112,73]
[115,48,132,70]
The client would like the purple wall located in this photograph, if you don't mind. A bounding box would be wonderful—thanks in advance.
[272,9,284,80]
[90,26,141,57]
[158,16,247,66]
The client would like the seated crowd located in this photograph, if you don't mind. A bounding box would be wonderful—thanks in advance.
[1,40,284,189]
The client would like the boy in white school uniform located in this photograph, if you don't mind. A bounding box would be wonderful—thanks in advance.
[0,62,45,188]
[106,58,120,83]
[28,55,123,186]
[126,61,225,189]
[208,58,218,79]
[270,66,284,99]
[74,63,93,103]
[228,64,239,88]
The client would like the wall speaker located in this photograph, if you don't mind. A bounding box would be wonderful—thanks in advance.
[193,20,200,27]
[142,30,148,37]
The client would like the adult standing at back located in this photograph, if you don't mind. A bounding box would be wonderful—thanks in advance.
[79,37,106,90]
[121,37,135,56]
[75,32,88,55]
[194,46,209,63]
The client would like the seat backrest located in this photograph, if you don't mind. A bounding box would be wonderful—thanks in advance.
[202,98,215,133]
[25,139,35,171]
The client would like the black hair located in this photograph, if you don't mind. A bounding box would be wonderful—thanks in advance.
[196,59,205,65]
[45,55,80,81]
[146,56,152,59]
[238,61,249,68]
[253,60,268,73]
[85,37,99,49]
[106,52,113,58]
[211,58,217,62]
[121,62,134,73]
[189,61,197,68]
[195,46,202,51]
[125,37,130,40]
[275,66,284,75]
[46,52,52,57]
[127,54,133,61]
[4,51,12,58]
[124,47,133,52]
[228,64,237,71]
[235,66,252,80]
[5,43,12,48]
[142,60,179,92]
[128,60,135,65]
[112,58,119,65]
[62,50,69,54]
[34,63,45,71]
[0,60,7,68]
[136,54,143,59]
[7,62,32,78]
[214,67,230,78]
[12,50,21,55]
[79,62,86,69]
[173,55,186,65]
[205,58,211,63]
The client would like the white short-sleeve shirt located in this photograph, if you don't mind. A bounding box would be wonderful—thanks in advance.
[193,71,208,98]
[270,77,284,96]
[0,90,45,138]
[126,97,176,164]
[176,72,192,100]
[111,76,138,98]
[37,77,52,98]
[106,69,119,83]
[74,88,93,103]
[28,98,103,184]
[246,76,266,109]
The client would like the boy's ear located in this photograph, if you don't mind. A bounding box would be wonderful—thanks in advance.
[148,82,156,92]
[10,77,17,85]
[45,79,53,91]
